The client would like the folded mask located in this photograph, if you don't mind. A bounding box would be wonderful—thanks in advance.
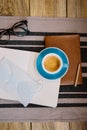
[0,57,42,107]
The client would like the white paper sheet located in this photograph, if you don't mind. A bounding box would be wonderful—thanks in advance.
[0,47,60,107]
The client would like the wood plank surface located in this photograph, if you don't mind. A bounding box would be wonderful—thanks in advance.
[67,0,87,18]
[69,122,87,130]
[31,122,87,130]
[0,0,29,16]
[32,122,69,130]
[0,123,31,130]
[30,0,66,17]
[0,123,9,130]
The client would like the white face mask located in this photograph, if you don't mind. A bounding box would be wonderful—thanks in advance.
[0,57,42,107]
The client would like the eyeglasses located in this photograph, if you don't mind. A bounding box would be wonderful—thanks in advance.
[0,20,28,43]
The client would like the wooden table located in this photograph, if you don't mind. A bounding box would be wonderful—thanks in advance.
[0,0,87,129]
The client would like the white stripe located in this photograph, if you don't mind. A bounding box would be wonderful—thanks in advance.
[82,63,87,67]
[80,46,87,48]
[80,37,87,42]
[10,35,44,41]
[0,35,45,41]
[0,35,87,42]
[0,99,19,104]
[82,73,87,77]
[0,36,44,41]
[58,98,87,104]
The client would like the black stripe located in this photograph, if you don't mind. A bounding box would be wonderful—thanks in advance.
[59,94,87,98]
[29,103,87,107]
[81,48,87,62]
[2,31,87,37]
[1,41,87,46]
[29,103,87,108]
[57,103,87,107]
[0,103,48,108]
[60,78,87,92]
[26,32,79,36]
[60,85,87,92]
[0,104,24,108]
[82,67,87,73]
[0,41,87,48]
[22,32,87,37]
[79,33,87,37]
[0,31,78,36]
[0,40,45,45]
[0,41,87,46]
[80,42,87,46]
[0,103,87,108]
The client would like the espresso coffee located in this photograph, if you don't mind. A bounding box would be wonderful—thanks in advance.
[44,55,61,72]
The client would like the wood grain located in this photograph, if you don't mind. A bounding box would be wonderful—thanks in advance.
[0,121,87,130]
[53,122,69,130]
[0,123,9,130]
[30,0,66,17]
[69,122,87,130]
[0,0,30,16]
[67,0,87,18]
[32,122,54,130]
[0,123,31,130]
[32,122,69,130]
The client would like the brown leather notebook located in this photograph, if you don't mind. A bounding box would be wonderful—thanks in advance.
[45,35,83,85]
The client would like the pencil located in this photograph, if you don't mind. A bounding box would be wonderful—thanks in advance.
[74,63,81,87]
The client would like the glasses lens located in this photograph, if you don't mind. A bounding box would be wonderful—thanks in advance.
[13,21,28,36]
[0,30,9,43]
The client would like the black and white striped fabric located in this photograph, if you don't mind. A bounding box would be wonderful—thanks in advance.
[0,17,87,121]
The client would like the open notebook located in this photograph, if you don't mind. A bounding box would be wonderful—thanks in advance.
[45,35,83,85]
[0,47,60,107]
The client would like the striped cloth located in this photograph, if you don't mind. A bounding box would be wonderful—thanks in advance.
[0,17,87,121]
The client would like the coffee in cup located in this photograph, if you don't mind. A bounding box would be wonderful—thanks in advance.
[42,53,62,74]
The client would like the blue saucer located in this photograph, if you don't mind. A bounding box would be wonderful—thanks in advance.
[36,47,69,80]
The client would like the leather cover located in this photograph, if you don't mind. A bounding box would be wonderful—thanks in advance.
[45,35,83,85]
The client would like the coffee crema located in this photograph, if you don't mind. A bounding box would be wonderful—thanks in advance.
[44,55,61,72]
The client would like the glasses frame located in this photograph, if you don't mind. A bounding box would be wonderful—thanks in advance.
[0,20,28,44]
